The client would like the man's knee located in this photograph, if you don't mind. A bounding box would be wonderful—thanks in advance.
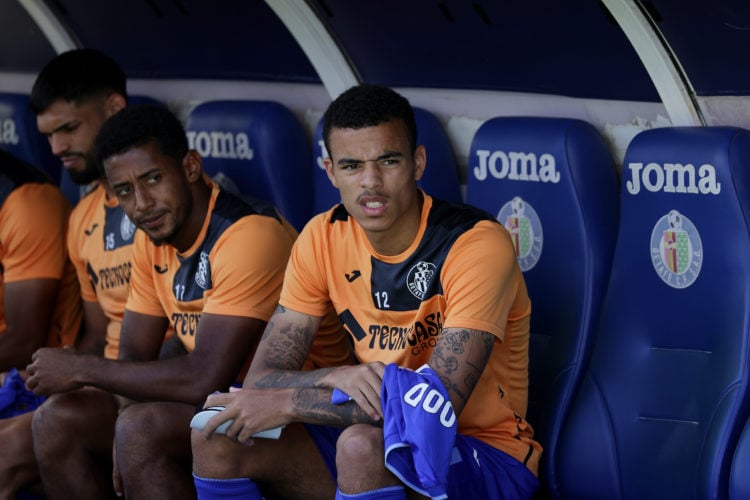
[116,402,193,462]
[32,393,80,444]
[116,403,167,449]
[336,424,384,469]
[35,390,117,454]
[191,428,245,476]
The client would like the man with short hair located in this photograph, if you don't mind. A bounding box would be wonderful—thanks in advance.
[26,104,353,499]
[191,84,541,500]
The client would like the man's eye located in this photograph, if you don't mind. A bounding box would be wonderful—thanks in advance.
[115,186,131,198]
[147,174,161,184]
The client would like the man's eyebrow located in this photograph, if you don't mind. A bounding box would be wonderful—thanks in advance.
[135,167,161,181]
[111,167,160,190]
[42,120,79,136]
[336,151,404,166]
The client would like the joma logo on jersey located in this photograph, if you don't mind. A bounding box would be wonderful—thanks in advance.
[473,150,560,183]
[625,162,721,195]
[172,312,201,337]
[0,119,19,145]
[367,312,443,355]
[186,130,254,160]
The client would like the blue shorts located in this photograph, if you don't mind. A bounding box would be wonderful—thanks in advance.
[304,424,539,499]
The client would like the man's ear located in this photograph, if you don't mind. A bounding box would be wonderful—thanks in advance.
[413,144,426,182]
[324,157,339,189]
[104,93,127,118]
[182,150,203,182]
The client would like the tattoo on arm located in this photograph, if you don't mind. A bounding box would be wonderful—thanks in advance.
[259,305,315,372]
[252,305,378,426]
[431,328,495,412]
[290,388,379,427]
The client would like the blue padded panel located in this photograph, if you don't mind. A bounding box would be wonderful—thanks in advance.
[0,92,60,184]
[465,117,619,493]
[412,108,462,204]
[311,118,339,214]
[185,100,312,231]
[730,418,750,499]
[311,107,462,215]
[554,127,750,499]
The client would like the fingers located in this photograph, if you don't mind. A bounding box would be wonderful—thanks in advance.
[203,391,236,408]
[202,406,235,438]
[331,362,386,420]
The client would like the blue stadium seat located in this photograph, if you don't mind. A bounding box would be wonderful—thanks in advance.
[186,100,312,231]
[465,117,619,495]
[311,107,462,215]
[730,418,750,499]
[553,126,750,499]
[0,92,60,183]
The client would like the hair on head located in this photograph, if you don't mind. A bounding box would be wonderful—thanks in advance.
[94,104,188,176]
[30,48,127,114]
[322,84,417,154]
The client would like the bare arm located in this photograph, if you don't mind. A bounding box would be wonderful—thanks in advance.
[428,327,496,416]
[0,278,59,370]
[201,305,382,440]
[26,310,263,405]
[73,300,110,356]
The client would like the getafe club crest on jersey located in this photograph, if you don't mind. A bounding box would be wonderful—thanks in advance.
[195,251,210,289]
[407,261,437,300]
[120,214,136,241]
[497,196,543,271]
[650,209,703,289]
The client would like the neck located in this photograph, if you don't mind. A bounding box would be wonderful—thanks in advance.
[173,179,212,253]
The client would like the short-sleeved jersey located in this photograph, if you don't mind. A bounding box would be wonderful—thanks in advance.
[127,182,351,373]
[0,151,82,349]
[68,184,136,359]
[281,192,542,474]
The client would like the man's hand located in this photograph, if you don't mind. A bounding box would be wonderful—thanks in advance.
[25,346,87,395]
[199,388,293,444]
[320,362,386,421]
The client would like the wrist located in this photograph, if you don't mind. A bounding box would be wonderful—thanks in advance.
[75,353,100,386]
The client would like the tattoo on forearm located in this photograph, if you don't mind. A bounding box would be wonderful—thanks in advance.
[432,329,494,409]
[262,310,316,371]
[290,388,378,427]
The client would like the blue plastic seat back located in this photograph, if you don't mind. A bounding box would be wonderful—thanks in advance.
[0,92,60,183]
[311,107,462,215]
[730,418,750,499]
[554,126,750,499]
[186,100,312,231]
[465,116,619,492]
